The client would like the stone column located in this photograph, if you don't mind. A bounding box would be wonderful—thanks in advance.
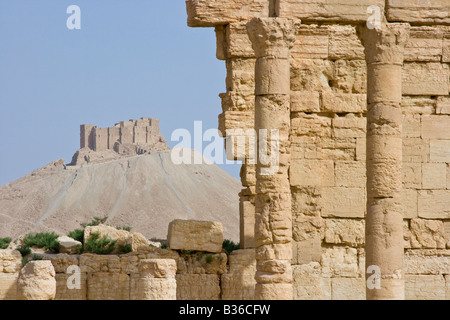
[17,261,56,300]
[247,17,296,300]
[358,23,410,300]
[134,259,177,300]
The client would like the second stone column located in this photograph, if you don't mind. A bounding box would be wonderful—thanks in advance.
[247,17,296,300]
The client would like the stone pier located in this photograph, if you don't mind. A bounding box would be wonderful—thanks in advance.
[359,23,410,300]
[247,17,296,300]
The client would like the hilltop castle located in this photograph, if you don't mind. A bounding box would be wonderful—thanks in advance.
[80,118,163,152]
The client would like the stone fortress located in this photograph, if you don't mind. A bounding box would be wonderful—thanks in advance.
[80,118,167,153]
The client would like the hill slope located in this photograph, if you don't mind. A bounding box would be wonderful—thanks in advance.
[0,150,241,242]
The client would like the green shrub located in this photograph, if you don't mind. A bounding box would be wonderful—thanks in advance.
[23,232,60,253]
[116,226,131,232]
[22,257,29,266]
[84,232,117,255]
[205,255,214,264]
[17,245,31,256]
[32,254,43,261]
[0,237,12,249]
[118,243,132,254]
[160,243,168,249]
[222,239,240,255]
[68,229,85,243]
[80,216,107,228]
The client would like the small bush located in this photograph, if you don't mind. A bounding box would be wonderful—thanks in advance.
[0,237,12,249]
[68,229,85,244]
[160,243,168,249]
[22,257,29,266]
[23,232,60,253]
[84,232,117,255]
[205,255,214,264]
[80,216,107,228]
[17,245,31,257]
[116,226,131,232]
[118,243,132,254]
[222,239,240,255]
[32,254,43,261]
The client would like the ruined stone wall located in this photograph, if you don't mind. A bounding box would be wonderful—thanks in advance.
[186,0,450,300]
[80,118,161,152]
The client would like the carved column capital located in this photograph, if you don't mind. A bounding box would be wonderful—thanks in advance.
[358,23,410,65]
[247,18,298,58]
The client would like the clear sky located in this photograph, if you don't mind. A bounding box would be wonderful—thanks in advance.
[0,1,242,186]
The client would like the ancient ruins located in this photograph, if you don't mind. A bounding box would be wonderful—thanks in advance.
[1,0,450,300]
[185,0,450,300]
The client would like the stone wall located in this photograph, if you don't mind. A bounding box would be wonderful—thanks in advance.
[186,0,450,300]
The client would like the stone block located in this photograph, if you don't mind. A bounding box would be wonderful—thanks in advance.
[226,58,255,93]
[332,114,366,138]
[0,273,18,300]
[321,137,356,161]
[386,0,450,25]
[422,115,450,140]
[437,97,450,115]
[328,25,364,60]
[356,137,366,161]
[410,219,446,249]
[402,113,421,138]
[406,275,446,300]
[221,249,256,300]
[293,263,331,300]
[94,127,108,152]
[17,261,56,300]
[291,59,334,92]
[55,272,87,300]
[291,91,320,113]
[130,275,177,300]
[240,200,255,249]
[418,190,450,219]
[324,219,365,246]
[404,27,444,62]
[167,220,223,253]
[444,32,450,63]
[403,162,422,189]
[331,60,367,94]
[430,140,450,163]
[48,254,79,274]
[290,159,335,187]
[401,96,436,115]
[87,273,130,300]
[176,274,221,300]
[422,163,447,189]
[291,114,332,138]
[402,63,449,96]
[291,187,322,216]
[405,250,450,275]
[403,138,429,163]
[402,189,418,219]
[186,0,269,27]
[277,0,385,23]
[321,187,365,218]
[225,22,255,58]
[322,246,359,278]
[321,92,366,114]
[335,161,366,188]
[292,25,329,59]
[0,250,22,273]
[292,238,322,265]
[331,278,365,300]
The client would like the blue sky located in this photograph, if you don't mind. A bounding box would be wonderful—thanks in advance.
[0,1,242,186]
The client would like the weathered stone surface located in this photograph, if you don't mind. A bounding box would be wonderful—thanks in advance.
[403,162,422,189]
[84,224,133,254]
[403,138,429,163]
[221,249,256,300]
[422,163,447,189]
[332,113,366,138]
[291,91,320,113]
[418,190,450,219]
[430,140,450,162]
[324,219,365,246]
[57,236,81,254]
[293,263,331,300]
[292,237,322,265]
[176,274,221,300]
[402,63,449,96]
[321,187,365,218]
[321,247,359,278]
[131,232,150,252]
[335,161,366,188]
[328,25,364,60]
[291,59,333,92]
[186,0,269,27]
[0,250,22,273]
[177,252,227,275]
[409,219,446,249]
[404,27,444,62]
[422,115,450,139]
[405,250,450,275]
[87,273,130,300]
[226,22,255,58]
[401,96,436,114]
[332,60,367,94]
[436,97,450,115]
[55,272,87,300]
[168,220,223,253]
[292,25,329,59]
[17,261,56,300]
[291,114,332,137]
[47,254,79,274]
[290,159,334,187]
[278,0,385,23]
[386,0,450,25]
[331,278,365,300]
[0,273,18,300]
[402,189,418,219]
[402,113,421,138]
[406,275,446,300]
